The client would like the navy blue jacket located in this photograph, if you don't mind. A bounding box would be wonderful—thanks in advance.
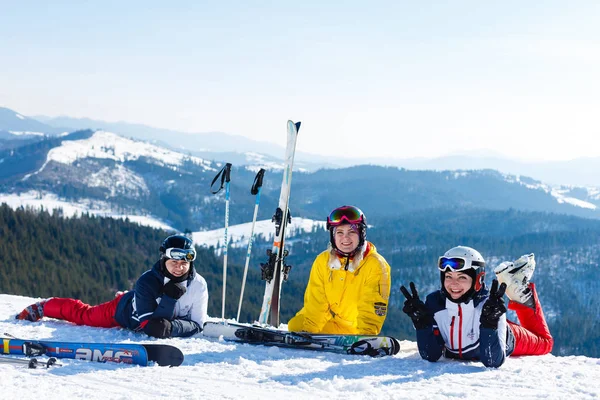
[114,260,209,338]
[415,287,508,368]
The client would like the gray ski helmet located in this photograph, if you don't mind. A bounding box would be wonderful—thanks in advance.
[438,246,486,302]
[160,235,196,262]
[327,205,367,257]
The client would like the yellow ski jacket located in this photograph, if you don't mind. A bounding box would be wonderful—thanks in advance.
[287,242,391,335]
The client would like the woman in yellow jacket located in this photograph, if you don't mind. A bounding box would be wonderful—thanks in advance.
[287,205,391,335]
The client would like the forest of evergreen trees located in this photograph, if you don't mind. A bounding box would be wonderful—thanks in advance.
[1,204,598,357]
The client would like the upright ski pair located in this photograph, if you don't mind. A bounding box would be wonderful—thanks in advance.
[258,120,301,327]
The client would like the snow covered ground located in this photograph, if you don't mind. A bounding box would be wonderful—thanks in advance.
[1,294,598,400]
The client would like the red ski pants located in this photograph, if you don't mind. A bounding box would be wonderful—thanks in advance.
[43,294,125,328]
[508,283,553,356]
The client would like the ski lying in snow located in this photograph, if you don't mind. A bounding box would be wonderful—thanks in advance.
[203,321,400,357]
[1,337,184,367]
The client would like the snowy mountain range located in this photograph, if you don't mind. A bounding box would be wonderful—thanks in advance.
[1,294,598,399]
[2,118,600,232]
[3,106,600,186]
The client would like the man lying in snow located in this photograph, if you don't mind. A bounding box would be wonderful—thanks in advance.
[16,234,208,339]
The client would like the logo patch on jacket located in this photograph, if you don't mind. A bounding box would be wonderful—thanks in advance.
[374,302,387,316]
[467,329,475,341]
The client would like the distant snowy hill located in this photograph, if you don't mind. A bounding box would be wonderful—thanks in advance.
[33,112,325,171]
[0,190,176,231]
[31,109,600,186]
[3,123,600,233]
[1,294,598,399]
[192,217,327,250]
[2,105,599,185]
[0,107,66,136]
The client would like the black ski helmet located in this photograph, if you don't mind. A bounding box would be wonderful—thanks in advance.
[326,205,367,257]
[160,235,196,262]
[438,246,486,303]
[159,234,196,282]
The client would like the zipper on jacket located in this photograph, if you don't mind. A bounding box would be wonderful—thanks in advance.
[458,304,463,359]
[450,316,455,349]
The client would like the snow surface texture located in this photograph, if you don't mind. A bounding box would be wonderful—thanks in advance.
[1,294,598,400]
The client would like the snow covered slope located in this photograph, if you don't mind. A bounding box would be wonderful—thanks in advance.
[192,217,326,249]
[1,294,598,400]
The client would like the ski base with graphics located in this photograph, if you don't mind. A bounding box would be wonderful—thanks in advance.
[203,321,400,357]
[1,337,184,367]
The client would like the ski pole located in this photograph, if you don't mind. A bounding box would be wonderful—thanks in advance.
[210,162,233,321]
[237,168,266,322]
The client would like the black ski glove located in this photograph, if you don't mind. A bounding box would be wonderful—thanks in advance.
[163,280,187,299]
[144,318,172,338]
[400,282,434,330]
[480,279,507,329]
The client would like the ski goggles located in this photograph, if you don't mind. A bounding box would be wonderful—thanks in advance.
[438,257,485,272]
[164,247,196,262]
[327,206,365,227]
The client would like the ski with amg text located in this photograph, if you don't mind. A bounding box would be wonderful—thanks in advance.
[1,337,184,367]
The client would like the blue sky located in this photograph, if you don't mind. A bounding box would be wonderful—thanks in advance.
[1,1,599,161]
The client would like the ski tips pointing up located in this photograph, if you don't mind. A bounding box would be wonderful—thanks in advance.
[288,120,301,133]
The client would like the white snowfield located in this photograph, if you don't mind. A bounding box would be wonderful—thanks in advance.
[1,295,598,400]
[192,217,327,250]
[0,191,177,232]
[46,131,215,170]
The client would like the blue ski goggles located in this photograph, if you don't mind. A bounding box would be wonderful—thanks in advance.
[165,247,196,262]
[438,257,485,272]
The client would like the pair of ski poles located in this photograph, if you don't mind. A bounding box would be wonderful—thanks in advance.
[210,164,266,322]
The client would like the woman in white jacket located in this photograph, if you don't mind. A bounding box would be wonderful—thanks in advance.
[401,246,553,368]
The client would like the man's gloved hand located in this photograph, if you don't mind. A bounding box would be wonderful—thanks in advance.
[144,318,172,338]
[400,282,434,329]
[163,280,187,299]
[480,279,507,329]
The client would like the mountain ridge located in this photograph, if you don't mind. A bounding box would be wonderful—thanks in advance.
[3,106,600,185]
[1,128,600,233]
[27,109,600,186]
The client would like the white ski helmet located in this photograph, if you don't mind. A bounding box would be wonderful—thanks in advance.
[438,246,486,301]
